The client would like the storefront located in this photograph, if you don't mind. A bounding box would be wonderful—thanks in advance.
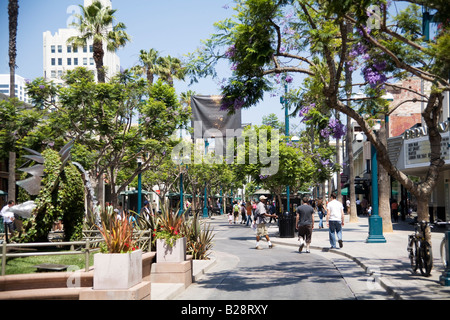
[388,120,450,221]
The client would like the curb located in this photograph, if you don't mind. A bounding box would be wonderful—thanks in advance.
[271,239,405,300]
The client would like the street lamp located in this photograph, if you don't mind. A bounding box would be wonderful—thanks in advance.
[137,156,143,214]
[280,75,291,213]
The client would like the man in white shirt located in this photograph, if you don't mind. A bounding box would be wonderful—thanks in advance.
[1,200,16,234]
[326,193,345,249]
[254,196,277,249]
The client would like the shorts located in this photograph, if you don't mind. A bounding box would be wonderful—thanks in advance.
[297,225,312,244]
[256,223,268,237]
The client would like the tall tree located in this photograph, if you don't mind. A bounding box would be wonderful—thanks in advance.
[135,48,161,85]
[7,0,19,201]
[26,68,190,208]
[186,0,450,243]
[68,0,130,83]
[158,55,185,87]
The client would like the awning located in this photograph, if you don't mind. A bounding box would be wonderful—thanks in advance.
[341,185,367,196]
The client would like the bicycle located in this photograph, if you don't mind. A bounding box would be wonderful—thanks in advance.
[435,221,450,268]
[407,220,433,277]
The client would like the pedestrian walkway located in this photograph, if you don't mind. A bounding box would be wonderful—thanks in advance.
[152,213,450,300]
[268,213,450,300]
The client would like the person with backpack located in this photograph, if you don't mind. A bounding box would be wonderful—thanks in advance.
[233,201,240,224]
[255,196,278,250]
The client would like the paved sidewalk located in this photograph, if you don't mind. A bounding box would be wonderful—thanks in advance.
[269,213,450,300]
[152,213,450,300]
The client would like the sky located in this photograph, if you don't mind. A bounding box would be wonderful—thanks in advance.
[0,0,301,128]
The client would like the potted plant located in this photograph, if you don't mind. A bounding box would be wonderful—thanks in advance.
[153,209,186,263]
[94,213,142,290]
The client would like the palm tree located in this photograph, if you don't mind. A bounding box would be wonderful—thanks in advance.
[68,1,130,83]
[7,0,19,202]
[157,55,185,87]
[136,48,161,84]
[179,90,196,108]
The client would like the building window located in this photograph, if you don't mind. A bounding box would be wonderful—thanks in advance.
[67,58,72,66]
[83,46,87,53]
[58,45,62,53]
[58,58,62,66]
[90,45,93,53]
[90,57,94,65]
[73,46,78,53]
[67,45,72,53]
[51,45,55,53]
[51,58,56,66]
[74,58,78,66]
[58,70,63,78]
[83,57,88,65]
[51,70,56,78]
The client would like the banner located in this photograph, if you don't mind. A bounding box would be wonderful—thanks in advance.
[191,95,242,139]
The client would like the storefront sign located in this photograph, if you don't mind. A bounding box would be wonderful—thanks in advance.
[404,120,449,140]
[405,134,450,166]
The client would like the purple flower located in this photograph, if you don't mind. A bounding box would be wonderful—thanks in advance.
[285,75,293,83]
[320,128,331,138]
[320,159,330,166]
[39,85,45,89]
[225,45,236,58]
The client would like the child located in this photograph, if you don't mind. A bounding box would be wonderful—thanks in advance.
[228,211,233,224]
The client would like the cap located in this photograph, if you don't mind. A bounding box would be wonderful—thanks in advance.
[259,195,267,200]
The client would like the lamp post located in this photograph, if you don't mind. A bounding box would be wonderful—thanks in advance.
[281,75,290,213]
[366,130,386,243]
[137,157,142,214]
[203,140,209,218]
[366,92,393,243]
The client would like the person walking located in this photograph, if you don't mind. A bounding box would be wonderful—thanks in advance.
[295,197,315,253]
[240,203,247,224]
[391,199,399,222]
[316,199,325,229]
[1,200,16,242]
[255,196,277,249]
[326,193,345,249]
[245,201,253,226]
[233,201,240,224]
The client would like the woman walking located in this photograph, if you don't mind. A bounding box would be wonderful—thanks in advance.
[317,199,325,229]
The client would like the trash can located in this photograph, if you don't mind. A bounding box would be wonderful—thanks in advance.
[279,212,295,238]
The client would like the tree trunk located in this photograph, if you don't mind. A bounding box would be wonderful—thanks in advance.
[93,40,106,83]
[377,121,393,232]
[8,0,19,202]
[416,195,432,243]
[336,113,342,203]
[8,152,16,202]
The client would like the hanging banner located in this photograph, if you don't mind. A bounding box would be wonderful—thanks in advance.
[191,95,242,139]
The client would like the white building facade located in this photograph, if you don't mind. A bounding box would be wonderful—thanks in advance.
[43,0,120,84]
[0,74,31,104]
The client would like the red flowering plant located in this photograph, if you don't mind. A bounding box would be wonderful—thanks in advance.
[152,208,184,248]
[97,213,139,253]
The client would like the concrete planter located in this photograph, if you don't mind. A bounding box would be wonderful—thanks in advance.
[93,249,142,290]
[156,237,186,263]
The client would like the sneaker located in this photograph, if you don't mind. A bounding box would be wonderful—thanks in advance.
[338,240,343,248]
[298,237,304,252]
[269,244,274,249]
[305,250,310,253]
[256,246,262,250]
